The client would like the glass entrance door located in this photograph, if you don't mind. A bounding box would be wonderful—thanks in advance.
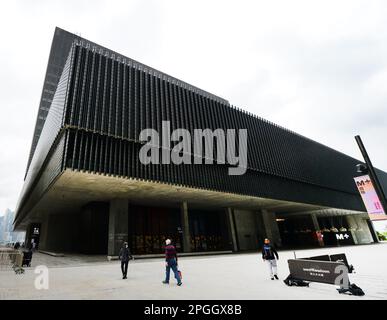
[128,205,182,254]
[189,209,230,252]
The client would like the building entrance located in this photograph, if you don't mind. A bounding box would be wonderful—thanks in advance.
[188,209,230,252]
[128,205,231,254]
[278,214,356,248]
[278,216,317,248]
[128,205,182,254]
[26,223,41,250]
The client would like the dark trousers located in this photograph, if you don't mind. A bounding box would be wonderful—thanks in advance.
[121,261,128,277]
[165,258,181,283]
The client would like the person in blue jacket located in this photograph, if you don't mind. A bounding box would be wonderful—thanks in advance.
[262,238,279,280]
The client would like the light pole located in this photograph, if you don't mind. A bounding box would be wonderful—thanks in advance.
[354,135,387,215]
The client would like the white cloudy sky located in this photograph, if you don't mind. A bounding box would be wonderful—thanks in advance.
[0,0,387,214]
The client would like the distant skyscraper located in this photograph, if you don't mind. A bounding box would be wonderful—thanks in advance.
[0,215,4,244]
[2,209,25,244]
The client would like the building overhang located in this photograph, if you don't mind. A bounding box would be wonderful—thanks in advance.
[15,169,333,230]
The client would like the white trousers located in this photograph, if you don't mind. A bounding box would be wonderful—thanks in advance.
[266,259,277,277]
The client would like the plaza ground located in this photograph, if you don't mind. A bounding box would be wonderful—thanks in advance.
[1,243,387,300]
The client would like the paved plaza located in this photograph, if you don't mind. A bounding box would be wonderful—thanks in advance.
[1,243,387,300]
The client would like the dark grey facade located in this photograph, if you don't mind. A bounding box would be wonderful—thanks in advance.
[14,27,386,255]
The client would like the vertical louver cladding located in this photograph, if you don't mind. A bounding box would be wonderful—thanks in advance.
[14,47,75,226]
[64,44,366,196]
[63,127,361,209]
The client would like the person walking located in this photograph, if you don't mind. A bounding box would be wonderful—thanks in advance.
[262,238,279,280]
[13,242,21,250]
[118,242,132,279]
[162,239,182,286]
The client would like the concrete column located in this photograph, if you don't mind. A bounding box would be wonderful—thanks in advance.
[226,208,238,252]
[38,214,49,251]
[108,199,129,256]
[346,215,359,244]
[180,201,191,253]
[311,214,324,247]
[24,224,32,250]
[311,214,320,231]
[233,209,259,250]
[44,214,79,252]
[261,209,282,247]
[255,212,266,245]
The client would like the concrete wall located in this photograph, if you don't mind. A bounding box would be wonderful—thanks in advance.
[40,213,80,252]
[38,200,121,255]
[180,202,191,252]
[225,208,238,251]
[38,216,49,250]
[233,209,259,251]
[80,202,109,254]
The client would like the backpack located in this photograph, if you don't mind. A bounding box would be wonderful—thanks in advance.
[337,283,365,296]
[283,275,309,287]
[348,283,365,296]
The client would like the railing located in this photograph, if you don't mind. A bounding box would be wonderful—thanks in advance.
[0,248,24,273]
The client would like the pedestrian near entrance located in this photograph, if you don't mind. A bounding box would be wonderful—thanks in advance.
[119,242,132,279]
[162,239,182,286]
[31,239,37,252]
[262,238,279,280]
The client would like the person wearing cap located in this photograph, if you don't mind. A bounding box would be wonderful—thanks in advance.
[162,239,182,286]
[262,238,279,280]
[118,241,132,279]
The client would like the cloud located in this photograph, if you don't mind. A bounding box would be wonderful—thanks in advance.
[0,0,386,213]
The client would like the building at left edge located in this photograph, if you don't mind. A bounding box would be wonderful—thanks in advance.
[14,27,387,257]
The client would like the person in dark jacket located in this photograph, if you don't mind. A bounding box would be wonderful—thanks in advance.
[119,242,132,279]
[162,239,182,286]
[262,238,279,280]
